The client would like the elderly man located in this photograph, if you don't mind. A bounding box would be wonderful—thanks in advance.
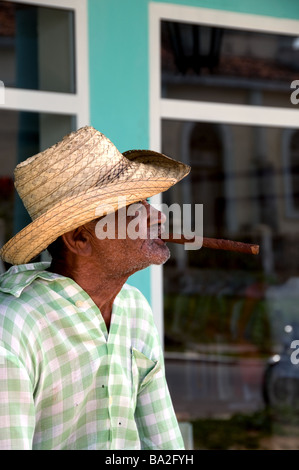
[0,126,190,450]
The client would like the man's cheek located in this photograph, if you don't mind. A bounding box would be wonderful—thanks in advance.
[127,218,148,240]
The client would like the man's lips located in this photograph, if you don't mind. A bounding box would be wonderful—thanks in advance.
[153,237,166,246]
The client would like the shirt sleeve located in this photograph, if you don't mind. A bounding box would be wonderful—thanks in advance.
[0,346,35,450]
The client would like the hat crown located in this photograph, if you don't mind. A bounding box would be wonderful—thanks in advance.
[0,125,190,265]
[15,126,126,220]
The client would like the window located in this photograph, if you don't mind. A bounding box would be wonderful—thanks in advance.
[283,129,299,218]
[0,0,76,92]
[0,0,89,270]
[161,21,299,109]
[150,4,299,450]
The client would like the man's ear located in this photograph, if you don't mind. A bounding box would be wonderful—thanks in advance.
[61,226,93,257]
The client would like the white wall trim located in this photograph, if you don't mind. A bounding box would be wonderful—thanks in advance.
[1,0,83,11]
[150,2,299,35]
[0,0,90,128]
[161,99,299,128]
[149,2,163,339]
[3,89,81,114]
[73,0,90,127]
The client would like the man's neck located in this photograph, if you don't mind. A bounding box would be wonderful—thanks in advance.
[48,258,128,330]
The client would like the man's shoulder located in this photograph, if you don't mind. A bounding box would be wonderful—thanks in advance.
[121,283,146,296]
[0,262,52,298]
[120,283,151,308]
[0,262,56,336]
[116,283,155,323]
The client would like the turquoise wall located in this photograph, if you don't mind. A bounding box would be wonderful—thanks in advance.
[88,0,299,303]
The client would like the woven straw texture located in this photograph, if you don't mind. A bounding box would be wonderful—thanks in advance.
[0,126,190,265]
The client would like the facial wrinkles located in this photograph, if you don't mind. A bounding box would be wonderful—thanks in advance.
[88,200,170,277]
[129,200,166,239]
[137,201,170,265]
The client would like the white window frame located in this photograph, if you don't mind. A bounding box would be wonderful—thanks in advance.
[149,2,299,341]
[0,0,89,127]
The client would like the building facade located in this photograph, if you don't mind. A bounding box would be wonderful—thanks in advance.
[1,0,299,449]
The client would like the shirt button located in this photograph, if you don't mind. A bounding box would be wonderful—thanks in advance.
[76,300,84,308]
[109,397,113,406]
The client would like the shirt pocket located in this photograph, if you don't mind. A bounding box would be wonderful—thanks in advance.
[131,347,161,408]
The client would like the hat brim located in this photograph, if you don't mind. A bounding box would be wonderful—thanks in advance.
[0,151,190,265]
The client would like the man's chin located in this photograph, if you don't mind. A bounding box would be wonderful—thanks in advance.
[149,241,171,265]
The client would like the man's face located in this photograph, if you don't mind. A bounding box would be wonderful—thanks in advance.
[86,200,170,278]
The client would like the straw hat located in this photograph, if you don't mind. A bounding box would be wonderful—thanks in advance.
[0,126,190,265]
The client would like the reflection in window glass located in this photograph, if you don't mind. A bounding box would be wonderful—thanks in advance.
[0,1,75,93]
[161,20,299,108]
[162,119,299,449]
[290,131,299,211]
[0,110,75,271]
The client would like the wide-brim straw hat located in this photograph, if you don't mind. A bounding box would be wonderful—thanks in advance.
[0,126,190,265]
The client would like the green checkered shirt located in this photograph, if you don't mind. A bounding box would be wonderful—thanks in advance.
[0,262,184,450]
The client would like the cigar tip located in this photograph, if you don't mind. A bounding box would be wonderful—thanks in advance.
[251,245,260,255]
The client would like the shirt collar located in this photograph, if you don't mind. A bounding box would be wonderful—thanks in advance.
[0,262,63,298]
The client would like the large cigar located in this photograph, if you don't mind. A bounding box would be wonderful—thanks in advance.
[162,233,259,255]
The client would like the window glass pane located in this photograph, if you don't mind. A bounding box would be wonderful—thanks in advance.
[162,118,299,449]
[289,131,299,211]
[0,110,75,271]
[161,20,298,108]
[0,1,75,93]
